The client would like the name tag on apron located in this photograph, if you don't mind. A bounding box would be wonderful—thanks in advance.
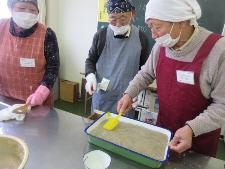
[20,58,36,67]
[176,70,194,85]
[98,78,110,91]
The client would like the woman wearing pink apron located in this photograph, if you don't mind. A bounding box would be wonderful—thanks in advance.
[0,0,59,107]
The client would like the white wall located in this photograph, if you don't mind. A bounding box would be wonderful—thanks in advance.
[0,0,10,18]
[46,0,59,33]
[46,0,59,100]
[58,0,98,84]
[45,0,98,99]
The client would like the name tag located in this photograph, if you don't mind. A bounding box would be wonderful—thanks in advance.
[20,58,36,67]
[99,78,110,91]
[176,70,194,85]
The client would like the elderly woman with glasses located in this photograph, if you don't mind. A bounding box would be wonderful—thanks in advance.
[118,0,225,157]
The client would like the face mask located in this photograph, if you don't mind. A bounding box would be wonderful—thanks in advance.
[155,23,181,48]
[109,24,130,36]
[12,12,39,29]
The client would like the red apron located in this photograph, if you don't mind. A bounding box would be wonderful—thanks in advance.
[156,33,222,157]
[0,19,52,106]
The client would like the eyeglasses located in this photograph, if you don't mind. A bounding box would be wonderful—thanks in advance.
[108,13,132,26]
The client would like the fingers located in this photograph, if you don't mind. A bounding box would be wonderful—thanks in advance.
[117,100,123,113]
[169,136,180,147]
[85,83,96,95]
[93,81,97,91]
[26,94,33,105]
[119,104,131,113]
[169,126,193,154]
[119,102,129,113]
[117,94,132,113]
[117,97,129,113]
[169,136,186,153]
[85,83,92,95]
[88,90,93,95]
[170,139,188,153]
[27,93,44,107]
[89,83,97,95]
[29,98,36,107]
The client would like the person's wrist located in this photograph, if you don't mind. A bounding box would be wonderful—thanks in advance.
[35,85,50,101]
[123,93,133,100]
[185,124,195,137]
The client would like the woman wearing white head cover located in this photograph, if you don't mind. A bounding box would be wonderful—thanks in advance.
[117,0,225,157]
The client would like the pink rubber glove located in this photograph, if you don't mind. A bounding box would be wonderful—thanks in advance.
[26,85,50,107]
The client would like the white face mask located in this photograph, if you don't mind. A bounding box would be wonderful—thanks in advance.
[109,24,130,36]
[12,12,39,29]
[155,23,181,48]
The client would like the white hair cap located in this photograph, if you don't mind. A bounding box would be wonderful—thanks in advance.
[145,0,202,27]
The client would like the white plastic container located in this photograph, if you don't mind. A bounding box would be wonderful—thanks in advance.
[83,150,111,169]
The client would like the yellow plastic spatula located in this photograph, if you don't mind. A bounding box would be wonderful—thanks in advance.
[103,112,123,130]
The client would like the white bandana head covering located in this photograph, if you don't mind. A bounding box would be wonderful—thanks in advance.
[145,0,201,27]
